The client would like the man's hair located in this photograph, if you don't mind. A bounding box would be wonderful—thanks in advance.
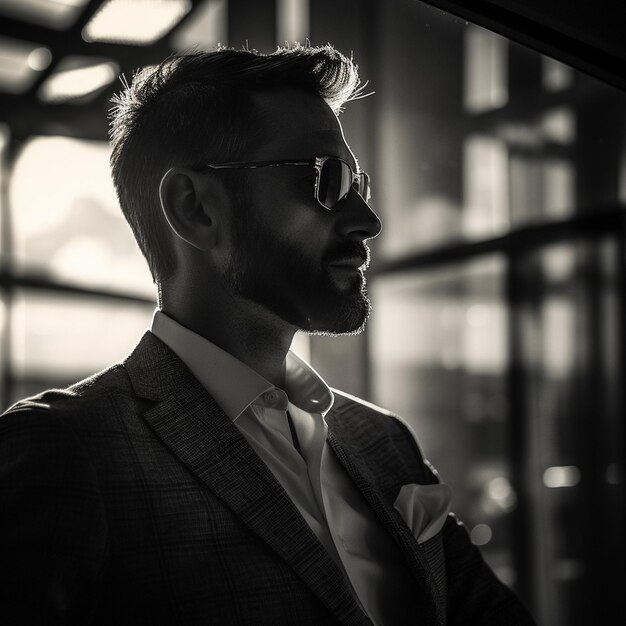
[109,44,364,288]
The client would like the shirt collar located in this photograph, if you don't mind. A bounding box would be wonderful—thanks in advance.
[150,310,334,420]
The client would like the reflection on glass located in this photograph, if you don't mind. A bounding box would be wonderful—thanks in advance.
[370,255,515,584]
[0,123,8,265]
[509,154,575,226]
[10,290,154,383]
[0,293,6,410]
[276,0,310,44]
[470,523,493,546]
[38,57,119,104]
[0,0,89,30]
[82,0,192,45]
[375,4,626,262]
[0,36,52,95]
[0,297,5,338]
[10,136,154,297]
[543,466,581,488]
[540,108,576,144]
[171,0,227,51]
[463,135,509,239]
[542,56,574,92]
[518,238,622,625]
[464,25,508,113]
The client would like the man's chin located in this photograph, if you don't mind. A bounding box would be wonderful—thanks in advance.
[304,293,372,337]
[307,320,368,337]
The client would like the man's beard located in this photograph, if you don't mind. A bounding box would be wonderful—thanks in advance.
[225,208,372,335]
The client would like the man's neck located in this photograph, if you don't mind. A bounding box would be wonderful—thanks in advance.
[160,298,296,389]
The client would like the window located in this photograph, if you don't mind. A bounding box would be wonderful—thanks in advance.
[364,2,625,622]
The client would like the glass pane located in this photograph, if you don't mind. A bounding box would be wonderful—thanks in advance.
[0,0,89,30]
[9,290,154,402]
[171,0,227,51]
[0,36,51,95]
[9,136,154,298]
[0,292,7,410]
[463,25,508,113]
[369,255,517,586]
[374,1,626,260]
[0,123,8,266]
[516,237,623,625]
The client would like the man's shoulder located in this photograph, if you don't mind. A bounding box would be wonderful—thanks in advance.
[330,388,415,436]
[0,362,134,430]
[328,389,439,486]
[331,388,398,416]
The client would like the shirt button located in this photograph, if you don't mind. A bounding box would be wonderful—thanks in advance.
[263,390,279,405]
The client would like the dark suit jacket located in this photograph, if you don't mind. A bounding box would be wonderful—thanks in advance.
[0,332,535,625]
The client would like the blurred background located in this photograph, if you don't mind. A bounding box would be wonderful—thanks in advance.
[0,0,624,623]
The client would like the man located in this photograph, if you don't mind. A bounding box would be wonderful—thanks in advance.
[0,45,535,625]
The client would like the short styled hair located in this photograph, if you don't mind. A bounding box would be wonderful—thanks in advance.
[109,44,364,288]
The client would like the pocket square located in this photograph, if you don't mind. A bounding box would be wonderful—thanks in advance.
[393,482,452,544]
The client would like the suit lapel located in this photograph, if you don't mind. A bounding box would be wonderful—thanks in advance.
[326,425,445,626]
[124,332,370,626]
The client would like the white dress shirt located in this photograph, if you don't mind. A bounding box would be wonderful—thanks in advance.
[151,310,417,625]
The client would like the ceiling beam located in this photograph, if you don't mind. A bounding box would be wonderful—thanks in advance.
[420,0,626,92]
[0,0,204,139]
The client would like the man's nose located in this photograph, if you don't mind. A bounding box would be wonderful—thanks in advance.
[335,189,383,241]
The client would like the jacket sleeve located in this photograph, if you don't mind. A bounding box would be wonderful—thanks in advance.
[441,513,536,625]
[0,407,109,625]
[392,416,537,625]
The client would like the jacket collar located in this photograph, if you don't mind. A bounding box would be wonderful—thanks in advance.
[150,310,333,420]
[123,331,372,626]
[326,423,444,625]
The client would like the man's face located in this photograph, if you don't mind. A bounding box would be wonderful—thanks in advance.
[221,90,382,335]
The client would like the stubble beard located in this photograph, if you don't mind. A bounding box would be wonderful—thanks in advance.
[225,212,371,336]
[306,272,371,336]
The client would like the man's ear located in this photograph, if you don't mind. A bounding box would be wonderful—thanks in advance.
[158,168,224,251]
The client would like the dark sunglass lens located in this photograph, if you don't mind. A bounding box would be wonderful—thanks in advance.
[318,159,351,209]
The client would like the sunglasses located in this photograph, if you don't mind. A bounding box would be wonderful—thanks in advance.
[201,156,371,210]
